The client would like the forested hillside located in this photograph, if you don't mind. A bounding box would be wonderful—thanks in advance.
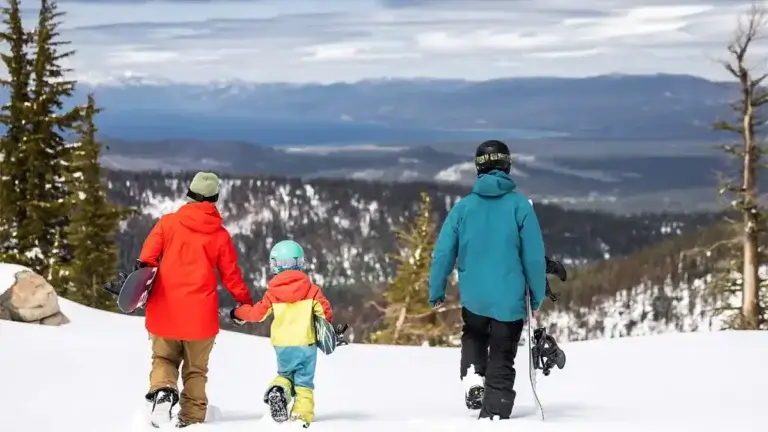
[104,169,725,340]
[538,223,767,340]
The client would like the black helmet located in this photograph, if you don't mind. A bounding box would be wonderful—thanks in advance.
[475,140,511,175]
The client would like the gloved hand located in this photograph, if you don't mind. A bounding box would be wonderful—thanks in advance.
[229,307,245,326]
[103,271,129,296]
[545,257,567,282]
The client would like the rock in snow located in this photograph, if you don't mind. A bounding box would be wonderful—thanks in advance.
[0,263,69,326]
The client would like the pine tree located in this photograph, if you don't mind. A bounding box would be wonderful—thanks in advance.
[22,0,80,283]
[0,0,34,265]
[368,193,457,346]
[63,95,125,310]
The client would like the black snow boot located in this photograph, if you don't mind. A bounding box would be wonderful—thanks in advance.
[478,387,516,420]
[465,385,484,410]
[265,386,290,423]
[146,387,179,427]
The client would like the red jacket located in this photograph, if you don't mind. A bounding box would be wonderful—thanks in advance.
[139,202,253,340]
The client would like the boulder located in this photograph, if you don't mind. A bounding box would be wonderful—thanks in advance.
[0,263,69,326]
[40,311,70,326]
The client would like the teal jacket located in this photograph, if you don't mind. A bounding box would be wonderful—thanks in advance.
[428,170,547,322]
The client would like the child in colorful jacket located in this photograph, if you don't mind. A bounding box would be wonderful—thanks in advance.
[230,240,333,425]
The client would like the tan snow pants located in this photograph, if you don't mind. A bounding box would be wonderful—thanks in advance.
[148,334,216,424]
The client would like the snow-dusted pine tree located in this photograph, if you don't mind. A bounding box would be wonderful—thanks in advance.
[24,0,81,284]
[0,0,34,265]
[367,192,458,346]
[63,95,130,309]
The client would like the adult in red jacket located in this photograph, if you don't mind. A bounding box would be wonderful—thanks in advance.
[138,172,254,428]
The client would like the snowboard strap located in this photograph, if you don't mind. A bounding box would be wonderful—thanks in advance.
[186,189,219,203]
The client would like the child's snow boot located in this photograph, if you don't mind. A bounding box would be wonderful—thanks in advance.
[290,387,315,428]
[291,412,312,428]
[146,387,179,427]
[265,385,290,423]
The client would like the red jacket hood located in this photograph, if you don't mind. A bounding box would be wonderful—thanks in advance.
[176,202,223,234]
[267,270,314,303]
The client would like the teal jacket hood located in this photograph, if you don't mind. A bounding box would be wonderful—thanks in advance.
[472,170,517,197]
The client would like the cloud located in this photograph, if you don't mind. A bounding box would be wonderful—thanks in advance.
[525,48,607,59]
[297,42,421,62]
[415,30,561,52]
[31,0,766,83]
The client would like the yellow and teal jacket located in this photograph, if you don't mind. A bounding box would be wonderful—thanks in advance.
[234,270,333,347]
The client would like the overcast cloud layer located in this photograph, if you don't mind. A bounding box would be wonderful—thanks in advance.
[19,0,768,84]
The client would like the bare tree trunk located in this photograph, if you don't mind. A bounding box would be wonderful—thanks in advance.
[719,3,768,329]
[742,233,760,327]
[742,94,760,328]
[392,294,410,343]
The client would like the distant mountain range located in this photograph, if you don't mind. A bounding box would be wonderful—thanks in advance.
[2,73,739,144]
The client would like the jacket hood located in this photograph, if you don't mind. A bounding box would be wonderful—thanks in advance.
[176,202,223,233]
[472,170,517,197]
[267,269,313,303]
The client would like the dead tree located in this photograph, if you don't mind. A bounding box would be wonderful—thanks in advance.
[714,3,768,329]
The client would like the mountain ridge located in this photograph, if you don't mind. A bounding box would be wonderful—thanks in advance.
[1,73,739,143]
[78,72,730,88]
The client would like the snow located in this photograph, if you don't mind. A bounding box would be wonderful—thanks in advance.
[435,162,479,182]
[435,160,528,183]
[1,265,766,431]
[283,144,408,155]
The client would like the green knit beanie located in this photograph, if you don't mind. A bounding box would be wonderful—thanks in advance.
[185,172,220,203]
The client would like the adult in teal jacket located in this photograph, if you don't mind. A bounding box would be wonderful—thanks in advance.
[428,139,547,421]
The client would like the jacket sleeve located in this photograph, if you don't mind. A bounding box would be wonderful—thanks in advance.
[217,231,254,305]
[517,197,547,310]
[138,217,165,267]
[312,286,333,322]
[428,204,460,307]
[234,294,273,323]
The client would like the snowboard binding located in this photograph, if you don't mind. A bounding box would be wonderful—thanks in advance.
[545,281,559,302]
[334,324,350,347]
[544,256,566,302]
[103,272,128,296]
[531,327,566,376]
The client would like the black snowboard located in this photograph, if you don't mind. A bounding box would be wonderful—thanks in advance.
[117,267,158,313]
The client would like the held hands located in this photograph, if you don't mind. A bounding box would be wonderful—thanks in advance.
[229,307,245,326]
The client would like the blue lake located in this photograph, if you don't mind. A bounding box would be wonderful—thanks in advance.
[89,110,566,146]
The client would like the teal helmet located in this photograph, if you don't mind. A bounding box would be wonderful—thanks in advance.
[269,240,305,274]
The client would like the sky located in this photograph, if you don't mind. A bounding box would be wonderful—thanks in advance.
[17,0,768,84]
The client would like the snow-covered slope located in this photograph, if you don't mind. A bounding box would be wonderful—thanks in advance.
[1,294,765,431]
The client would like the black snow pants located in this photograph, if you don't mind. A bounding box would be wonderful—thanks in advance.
[459,307,524,420]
